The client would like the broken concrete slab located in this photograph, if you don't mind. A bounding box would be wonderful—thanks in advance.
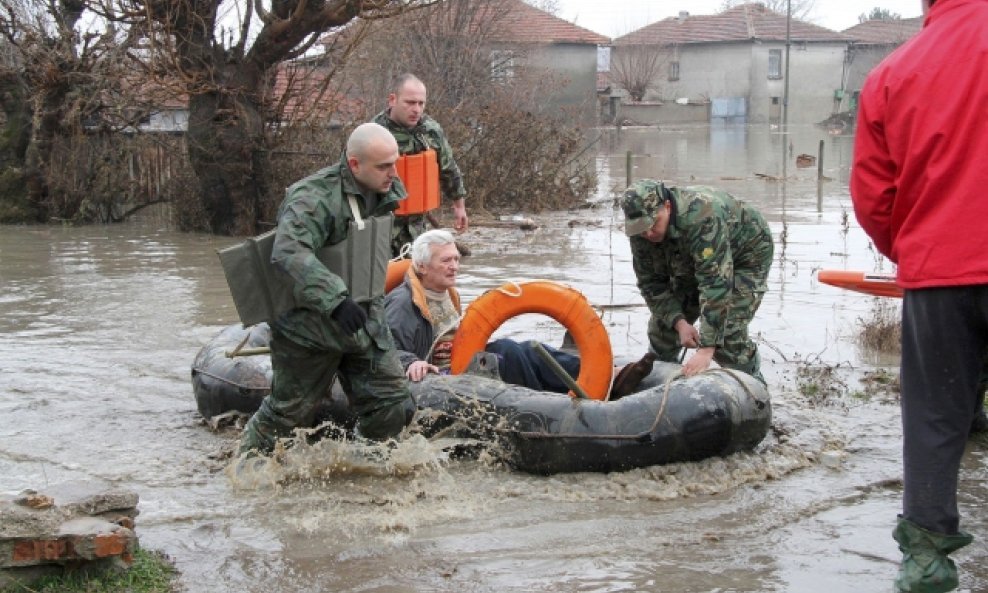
[0,483,139,587]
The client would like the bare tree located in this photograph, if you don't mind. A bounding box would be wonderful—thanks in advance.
[859,7,901,22]
[0,0,140,222]
[720,0,816,21]
[609,44,670,102]
[100,0,434,235]
[524,0,558,16]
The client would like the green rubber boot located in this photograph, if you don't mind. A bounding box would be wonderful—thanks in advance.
[893,517,973,593]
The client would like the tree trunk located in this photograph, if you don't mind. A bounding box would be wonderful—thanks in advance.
[186,89,269,236]
[23,85,69,221]
[0,72,32,169]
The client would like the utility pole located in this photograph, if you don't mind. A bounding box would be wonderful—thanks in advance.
[782,0,792,176]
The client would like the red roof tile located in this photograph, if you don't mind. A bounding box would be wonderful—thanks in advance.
[841,16,923,44]
[487,0,610,45]
[319,1,608,49]
[265,61,365,123]
[614,2,850,46]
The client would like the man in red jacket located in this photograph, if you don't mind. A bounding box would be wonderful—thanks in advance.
[851,0,988,591]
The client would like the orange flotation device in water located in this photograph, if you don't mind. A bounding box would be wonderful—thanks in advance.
[449,281,614,400]
[394,149,440,216]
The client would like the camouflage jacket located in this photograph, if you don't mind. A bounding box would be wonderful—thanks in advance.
[372,109,466,201]
[270,153,406,349]
[630,185,772,348]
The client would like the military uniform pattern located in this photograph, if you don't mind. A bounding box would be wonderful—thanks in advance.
[629,183,773,382]
[373,110,466,256]
[239,155,414,454]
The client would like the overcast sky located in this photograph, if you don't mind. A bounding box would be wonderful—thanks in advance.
[554,0,925,38]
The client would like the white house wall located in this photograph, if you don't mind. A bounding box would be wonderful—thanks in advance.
[615,40,848,125]
[143,109,189,133]
[769,42,847,124]
[532,43,600,123]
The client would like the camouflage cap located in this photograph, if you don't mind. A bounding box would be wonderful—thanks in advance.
[622,179,665,237]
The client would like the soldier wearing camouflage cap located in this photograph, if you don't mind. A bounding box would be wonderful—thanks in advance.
[614,179,773,393]
[238,123,416,456]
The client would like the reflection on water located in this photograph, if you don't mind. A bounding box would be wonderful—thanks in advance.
[1,124,985,593]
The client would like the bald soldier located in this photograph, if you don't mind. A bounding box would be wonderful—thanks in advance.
[239,123,416,455]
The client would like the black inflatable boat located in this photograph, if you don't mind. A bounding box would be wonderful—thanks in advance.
[192,323,772,475]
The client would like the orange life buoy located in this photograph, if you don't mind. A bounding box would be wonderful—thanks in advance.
[394,150,440,216]
[449,281,614,400]
[385,259,412,293]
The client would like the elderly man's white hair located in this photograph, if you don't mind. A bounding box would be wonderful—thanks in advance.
[411,229,457,271]
[347,122,397,158]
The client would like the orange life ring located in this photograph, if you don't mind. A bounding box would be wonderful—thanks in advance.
[449,281,614,400]
[385,259,412,293]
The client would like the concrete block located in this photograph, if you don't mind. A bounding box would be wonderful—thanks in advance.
[0,483,138,572]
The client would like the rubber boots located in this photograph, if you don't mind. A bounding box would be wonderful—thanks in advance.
[893,517,973,593]
[611,352,657,400]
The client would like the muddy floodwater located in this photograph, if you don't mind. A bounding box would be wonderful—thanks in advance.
[3,124,987,592]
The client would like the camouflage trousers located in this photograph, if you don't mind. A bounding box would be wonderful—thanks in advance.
[391,214,429,259]
[647,274,769,385]
[238,319,415,455]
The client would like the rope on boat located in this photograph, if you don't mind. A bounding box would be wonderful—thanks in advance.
[192,367,270,391]
[511,367,760,441]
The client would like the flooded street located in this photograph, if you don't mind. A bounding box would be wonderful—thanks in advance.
[3,124,987,592]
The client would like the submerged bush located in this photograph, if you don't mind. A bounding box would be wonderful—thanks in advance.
[858,298,901,353]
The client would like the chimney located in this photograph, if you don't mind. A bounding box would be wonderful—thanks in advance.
[678,11,689,21]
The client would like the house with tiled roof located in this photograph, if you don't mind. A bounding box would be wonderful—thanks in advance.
[320,0,609,124]
[487,0,610,122]
[840,17,924,113]
[610,3,851,125]
[116,58,358,133]
[421,0,611,123]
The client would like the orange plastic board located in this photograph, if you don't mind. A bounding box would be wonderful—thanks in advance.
[817,269,903,298]
[394,150,440,215]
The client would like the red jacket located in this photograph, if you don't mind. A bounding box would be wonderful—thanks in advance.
[850,0,988,289]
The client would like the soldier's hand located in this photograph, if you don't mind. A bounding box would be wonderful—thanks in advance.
[452,198,468,232]
[683,347,715,377]
[406,360,439,382]
[331,297,367,335]
[674,319,700,348]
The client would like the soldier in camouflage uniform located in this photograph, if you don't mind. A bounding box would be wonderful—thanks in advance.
[621,179,773,385]
[373,73,467,256]
[238,123,416,455]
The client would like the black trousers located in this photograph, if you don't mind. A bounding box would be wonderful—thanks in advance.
[901,285,988,534]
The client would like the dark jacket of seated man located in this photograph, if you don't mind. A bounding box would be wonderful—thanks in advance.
[384,229,579,392]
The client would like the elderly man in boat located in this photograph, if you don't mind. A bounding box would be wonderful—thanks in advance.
[385,229,582,392]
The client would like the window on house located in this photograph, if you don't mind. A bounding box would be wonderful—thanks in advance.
[768,49,782,79]
[597,46,611,72]
[668,60,680,81]
[490,49,515,83]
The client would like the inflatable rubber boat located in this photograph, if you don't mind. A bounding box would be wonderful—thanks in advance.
[191,322,772,475]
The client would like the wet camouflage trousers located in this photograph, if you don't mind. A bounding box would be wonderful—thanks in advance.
[647,258,771,385]
[391,214,429,258]
[239,315,415,455]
